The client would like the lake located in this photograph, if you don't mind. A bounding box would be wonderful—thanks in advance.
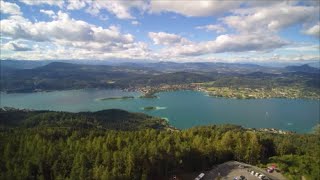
[1,89,319,133]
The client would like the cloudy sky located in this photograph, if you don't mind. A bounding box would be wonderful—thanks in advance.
[0,0,319,63]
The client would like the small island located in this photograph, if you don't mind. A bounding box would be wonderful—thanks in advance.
[143,106,157,110]
[98,96,135,101]
[139,93,158,99]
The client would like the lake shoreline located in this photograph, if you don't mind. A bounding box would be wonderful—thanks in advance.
[0,106,298,134]
[2,85,319,100]
[1,89,318,134]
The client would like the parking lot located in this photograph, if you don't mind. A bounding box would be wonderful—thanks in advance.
[201,161,286,180]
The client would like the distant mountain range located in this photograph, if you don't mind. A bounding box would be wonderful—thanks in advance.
[285,64,320,73]
[1,60,318,73]
[1,61,319,93]
[0,62,214,93]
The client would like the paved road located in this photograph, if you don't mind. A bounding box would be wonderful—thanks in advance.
[202,161,286,180]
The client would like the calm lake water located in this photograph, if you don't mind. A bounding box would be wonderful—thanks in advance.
[1,89,319,133]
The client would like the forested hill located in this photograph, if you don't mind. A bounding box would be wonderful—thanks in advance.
[1,61,319,93]
[285,64,320,73]
[0,108,169,130]
[0,62,214,93]
[0,108,319,179]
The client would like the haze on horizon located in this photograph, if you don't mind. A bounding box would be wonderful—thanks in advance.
[0,0,319,64]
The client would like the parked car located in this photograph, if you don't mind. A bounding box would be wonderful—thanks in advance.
[194,173,205,180]
[240,175,246,180]
[267,167,274,173]
[258,174,266,179]
[234,175,246,180]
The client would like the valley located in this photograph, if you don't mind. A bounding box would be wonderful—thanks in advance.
[1,61,319,100]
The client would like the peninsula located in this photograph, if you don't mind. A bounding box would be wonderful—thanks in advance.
[98,96,135,101]
[143,106,157,110]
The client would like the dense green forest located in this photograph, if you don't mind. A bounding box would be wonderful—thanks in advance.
[0,109,319,179]
[0,108,170,130]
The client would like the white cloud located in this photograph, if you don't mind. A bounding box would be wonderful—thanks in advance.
[19,0,64,7]
[196,24,226,33]
[159,33,288,57]
[0,12,134,44]
[67,0,86,10]
[1,0,319,63]
[1,40,151,60]
[282,44,320,51]
[250,54,320,63]
[40,9,56,18]
[223,3,319,33]
[2,41,32,51]
[0,1,22,15]
[18,0,144,20]
[131,20,140,25]
[148,32,190,46]
[150,0,241,16]
[0,11,150,60]
[244,0,291,7]
[212,34,288,53]
[303,23,320,38]
[85,0,146,19]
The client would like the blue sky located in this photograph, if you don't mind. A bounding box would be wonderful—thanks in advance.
[0,0,319,63]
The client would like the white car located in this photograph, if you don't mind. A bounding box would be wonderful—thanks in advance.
[258,174,266,179]
[194,173,205,180]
